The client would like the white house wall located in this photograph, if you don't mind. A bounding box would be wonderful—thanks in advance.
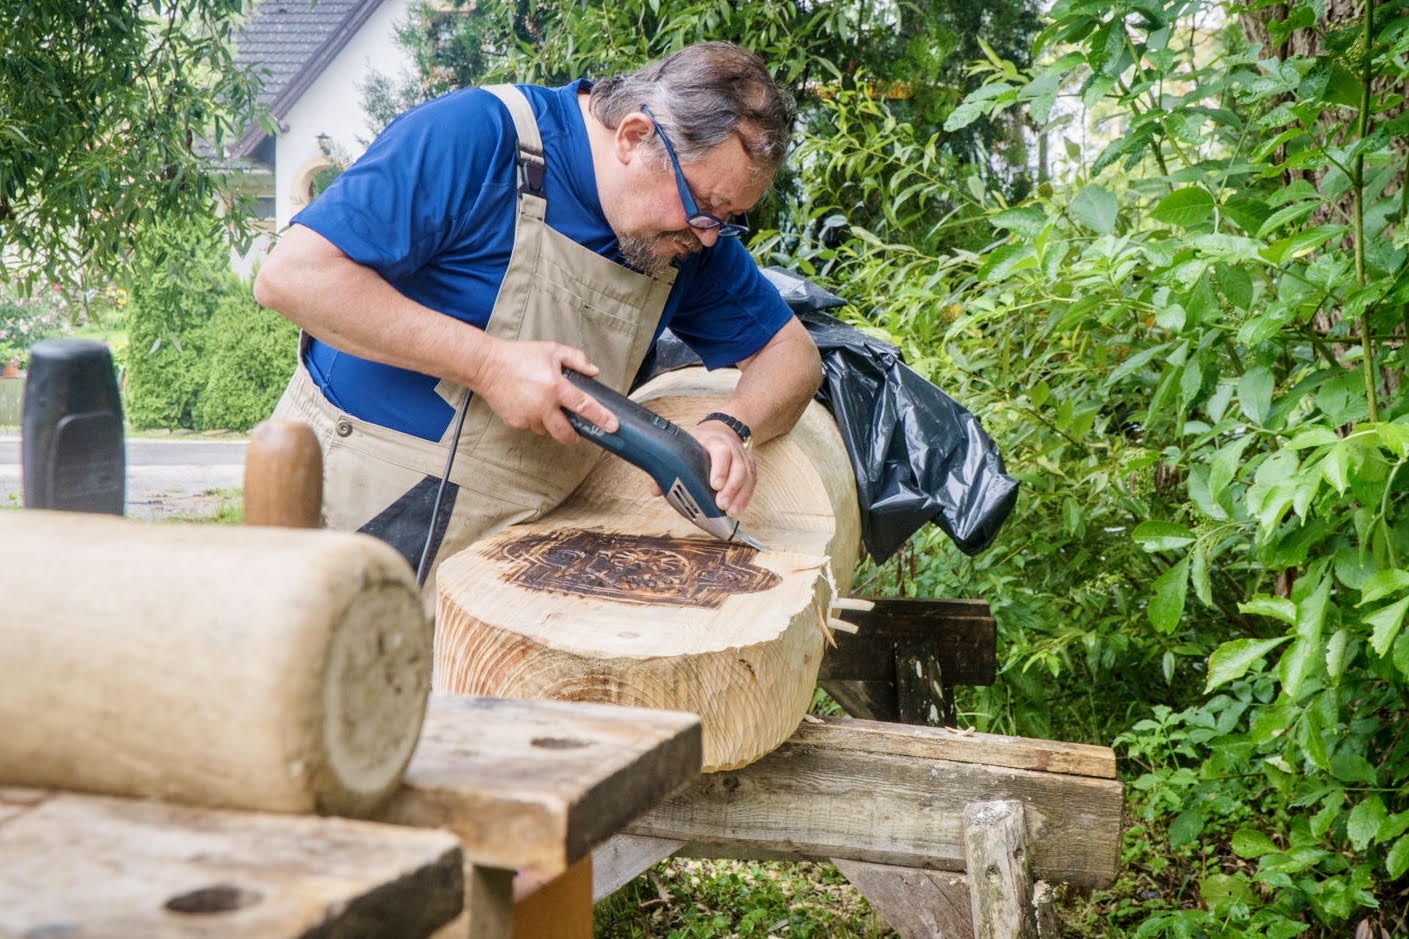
[275,0,417,232]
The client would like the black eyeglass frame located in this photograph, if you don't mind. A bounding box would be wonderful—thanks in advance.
[640,105,749,238]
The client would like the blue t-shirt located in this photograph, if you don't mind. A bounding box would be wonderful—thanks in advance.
[294,80,793,441]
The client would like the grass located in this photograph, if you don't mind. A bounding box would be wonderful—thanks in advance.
[596,858,893,938]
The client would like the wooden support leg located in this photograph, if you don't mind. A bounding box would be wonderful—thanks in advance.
[963,801,1036,939]
[830,858,974,939]
[512,856,593,939]
[592,834,684,902]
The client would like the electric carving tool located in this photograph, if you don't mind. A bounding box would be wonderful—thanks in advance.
[561,369,766,550]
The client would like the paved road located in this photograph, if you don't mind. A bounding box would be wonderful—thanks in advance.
[0,432,248,520]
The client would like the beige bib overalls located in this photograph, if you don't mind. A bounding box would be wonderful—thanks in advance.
[272,84,677,591]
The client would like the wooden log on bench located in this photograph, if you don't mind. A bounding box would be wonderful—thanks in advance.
[434,367,862,771]
[0,787,463,938]
[0,510,430,817]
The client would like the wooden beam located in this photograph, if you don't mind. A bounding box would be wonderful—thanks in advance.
[626,718,1122,888]
[821,597,996,686]
[830,859,975,939]
[591,835,684,903]
[379,694,701,876]
[0,787,462,938]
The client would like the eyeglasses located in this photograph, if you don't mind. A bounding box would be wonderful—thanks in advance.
[641,105,749,238]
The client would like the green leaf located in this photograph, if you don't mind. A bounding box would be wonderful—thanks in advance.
[977,242,1037,280]
[1148,556,1190,634]
[990,205,1048,239]
[1209,435,1255,501]
[1206,636,1290,692]
[1329,750,1378,786]
[1365,595,1409,657]
[1388,834,1409,879]
[1347,796,1388,852]
[1238,366,1275,425]
[1190,543,1213,607]
[1295,576,1331,641]
[1279,637,1317,701]
[1231,827,1279,858]
[1070,185,1118,234]
[1132,521,1197,551]
[1325,628,1349,682]
[1214,263,1254,311]
[1151,187,1215,228]
[1285,427,1338,450]
[1361,570,1409,605]
[1239,595,1297,625]
[1169,807,1205,847]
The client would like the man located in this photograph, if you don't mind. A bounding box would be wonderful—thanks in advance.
[253,42,822,584]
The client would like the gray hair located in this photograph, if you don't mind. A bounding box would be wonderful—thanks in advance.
[589,43,795,173]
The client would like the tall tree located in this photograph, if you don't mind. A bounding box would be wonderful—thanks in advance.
[0,0,261,293]
[371,0,1042,253]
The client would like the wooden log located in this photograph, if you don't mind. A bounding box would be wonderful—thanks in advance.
[380,694,701,875]
[0,787,463,938]
[0,509,430,816]
[964,801,1037,939]
[626,717,1123,888]
[435,366,862,771]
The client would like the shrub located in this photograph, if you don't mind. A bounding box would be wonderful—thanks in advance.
[125,222,296,432]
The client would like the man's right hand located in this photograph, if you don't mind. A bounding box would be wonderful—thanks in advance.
[471,336,618,445]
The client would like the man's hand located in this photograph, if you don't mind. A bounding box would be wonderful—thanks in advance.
[691,419,755,514]
[471,336,618,445]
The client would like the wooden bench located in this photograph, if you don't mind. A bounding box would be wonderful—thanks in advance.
[593,596,1123,938]
[1,694,701,939]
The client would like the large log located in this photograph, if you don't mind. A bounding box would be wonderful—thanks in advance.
[0,510,430,816]
[436,367,861,771]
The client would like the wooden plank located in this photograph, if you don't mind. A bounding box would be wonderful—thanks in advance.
[591,835,684,902]
[964,801,1037,939]
[790,717,1116,778]
[0,787,462,938]
[379,694,701,876]
[831,859,974,939]
[823,597,996,686]
[627,719,1122,888]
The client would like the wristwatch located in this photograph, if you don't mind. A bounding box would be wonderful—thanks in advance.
[700,411,752,450]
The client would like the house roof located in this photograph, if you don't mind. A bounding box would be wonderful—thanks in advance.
[231,0,390,157]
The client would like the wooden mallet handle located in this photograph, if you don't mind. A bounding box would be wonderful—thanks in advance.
[244,419,322,528]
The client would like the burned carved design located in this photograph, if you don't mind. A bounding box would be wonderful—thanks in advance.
[491,529,780,608]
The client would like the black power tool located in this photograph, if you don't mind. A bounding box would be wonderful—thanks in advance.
[561,369,765,550]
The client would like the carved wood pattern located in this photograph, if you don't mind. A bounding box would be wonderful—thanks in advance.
[491,529,780,609]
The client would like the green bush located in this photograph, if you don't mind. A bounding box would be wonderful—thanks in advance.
[125,223,296,432]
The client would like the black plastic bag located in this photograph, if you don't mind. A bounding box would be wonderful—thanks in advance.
[637,267,1018,562]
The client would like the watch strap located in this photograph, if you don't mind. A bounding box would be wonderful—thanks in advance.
[700,411,752,446]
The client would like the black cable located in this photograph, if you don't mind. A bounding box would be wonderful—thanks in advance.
[416,391,472,587]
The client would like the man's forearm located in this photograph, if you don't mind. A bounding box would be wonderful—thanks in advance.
[253,224,494,388]
[724,316,823,445]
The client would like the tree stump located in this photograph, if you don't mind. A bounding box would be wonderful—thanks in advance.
[435,367,861,771]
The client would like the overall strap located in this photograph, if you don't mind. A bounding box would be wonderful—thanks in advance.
[482,84,546,196]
